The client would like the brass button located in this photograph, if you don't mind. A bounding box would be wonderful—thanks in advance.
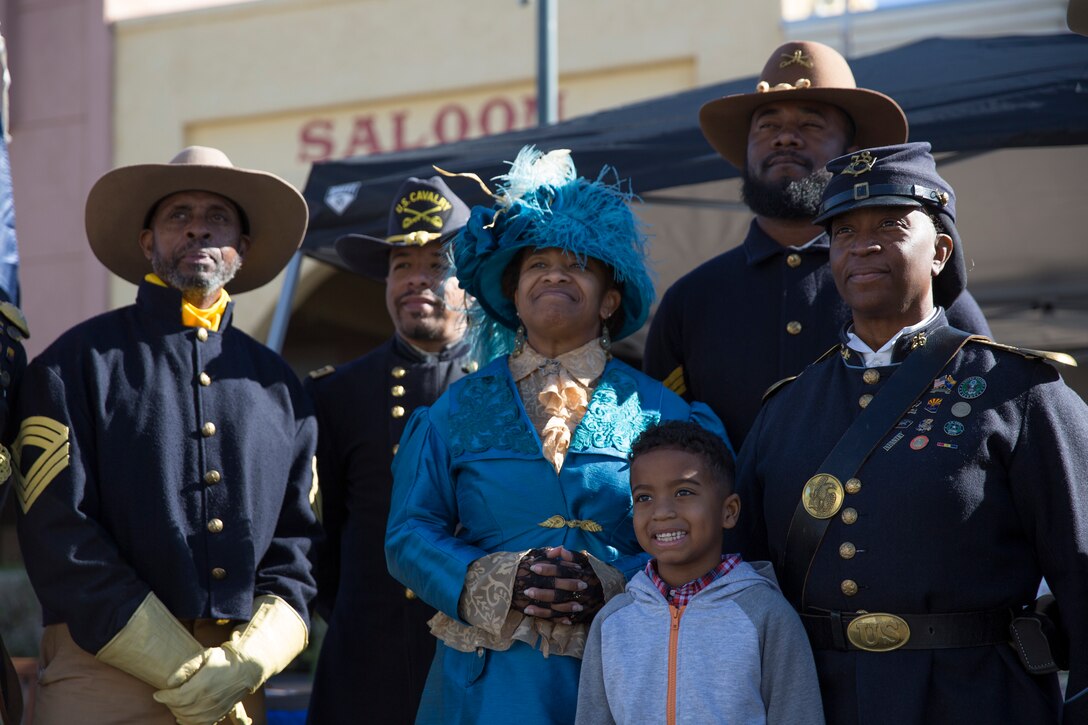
[211,567,227,580]
[207,518,224,533]
[862,369,880,385]
[859,394,874,409]
[841,507,858,525]
[391,385,406,397]
[841,579,859,596]
[204,470,222,485]
[6,347,14,361]
[215,618,231,625]
[197,328,209,342]
[845,478,862,494]
[392,366,407,379]
[786,253,802,268]
[392,406,405,418]
[404,588,417,600]
[199,372,212,386]
[392,444,400,455]
[201,422,217,437]
[786,321,802,336]
[839,542,857,559]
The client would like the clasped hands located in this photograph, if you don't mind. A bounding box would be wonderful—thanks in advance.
[152,638,258,725]
[511,546,605,624]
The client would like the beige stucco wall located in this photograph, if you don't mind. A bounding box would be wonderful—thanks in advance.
[110,0,783,340]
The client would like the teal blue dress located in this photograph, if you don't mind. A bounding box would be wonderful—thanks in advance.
[386,357,727,724]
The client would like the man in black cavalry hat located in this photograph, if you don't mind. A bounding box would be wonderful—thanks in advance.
[306,176,473,724]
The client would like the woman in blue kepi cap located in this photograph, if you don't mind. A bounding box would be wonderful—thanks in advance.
[385,146,728,724]
[730,141,1088,724]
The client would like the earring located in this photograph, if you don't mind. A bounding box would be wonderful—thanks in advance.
[513,323,526,357]
[599,321,612,359]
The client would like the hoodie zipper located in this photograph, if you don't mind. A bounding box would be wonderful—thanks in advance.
[667,604,685,725]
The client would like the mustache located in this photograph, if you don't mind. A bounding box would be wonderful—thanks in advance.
[171,240,221,260]
[396,289,444,308]
[762,151,812,172]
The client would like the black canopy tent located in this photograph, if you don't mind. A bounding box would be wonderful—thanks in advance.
[298,33,1088,267]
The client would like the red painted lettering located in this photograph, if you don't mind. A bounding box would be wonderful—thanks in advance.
[479,97,516,135]
[298,119,334,163]
[343,116,384,157]
[392,110,427,152]
[433,104,470,144]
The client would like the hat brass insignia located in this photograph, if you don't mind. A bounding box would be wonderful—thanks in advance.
[802,473,845,519]
[779,50,814,69]
[841,151,877,177]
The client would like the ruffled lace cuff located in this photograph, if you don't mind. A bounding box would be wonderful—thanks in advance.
[427,550,627,660]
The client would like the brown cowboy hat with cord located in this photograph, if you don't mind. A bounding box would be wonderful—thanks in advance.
[699,40,909,169]
[85,146,308,294]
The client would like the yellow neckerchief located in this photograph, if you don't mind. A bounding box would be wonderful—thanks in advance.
[145,273,230,331]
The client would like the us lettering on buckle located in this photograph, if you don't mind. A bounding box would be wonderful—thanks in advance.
[847,613,911,652]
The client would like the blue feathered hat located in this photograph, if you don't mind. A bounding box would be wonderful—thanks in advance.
[450,147,655,350]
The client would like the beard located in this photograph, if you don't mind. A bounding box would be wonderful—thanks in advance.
[741,166,833,220]
[151,243,243,296]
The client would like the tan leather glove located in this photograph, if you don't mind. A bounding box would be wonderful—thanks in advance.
[152,595,308,725]
[95,592,207,689]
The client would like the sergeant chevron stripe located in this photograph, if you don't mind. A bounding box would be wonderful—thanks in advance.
[663,366,686,396]
[13,416,70,513]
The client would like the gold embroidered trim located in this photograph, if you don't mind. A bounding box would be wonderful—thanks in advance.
[538,515,603,533]
[13,416,70,513]
[386,230,442,245]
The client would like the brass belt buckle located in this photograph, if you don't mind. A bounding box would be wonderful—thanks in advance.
[847,612,911,652]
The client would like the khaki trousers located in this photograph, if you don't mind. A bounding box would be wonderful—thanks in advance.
[32,622,267,725]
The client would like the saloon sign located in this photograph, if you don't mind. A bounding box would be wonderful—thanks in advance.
[298,92,567,162]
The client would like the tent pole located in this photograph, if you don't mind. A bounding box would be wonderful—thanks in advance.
[266,250,302,353]
[537,0,558,125]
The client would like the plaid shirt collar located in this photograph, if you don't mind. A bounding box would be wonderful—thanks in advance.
[646,554,743,607]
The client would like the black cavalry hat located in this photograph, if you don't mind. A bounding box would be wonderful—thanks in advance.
[814,142,966,308]
[335,176,470,280]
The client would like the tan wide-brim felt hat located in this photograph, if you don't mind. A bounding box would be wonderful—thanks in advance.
[699,40,909,169]
[85,146,308,294]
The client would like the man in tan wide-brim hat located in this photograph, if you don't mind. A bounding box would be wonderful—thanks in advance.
[644,40,991,451]
[15,147,320,724]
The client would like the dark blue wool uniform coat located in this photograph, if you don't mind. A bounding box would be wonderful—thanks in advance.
[728,314,1088,724]
[14,281,319,654]
[644,219,991,449]
[305,336,471,725]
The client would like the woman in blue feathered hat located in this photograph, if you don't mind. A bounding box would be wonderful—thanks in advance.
[385,147,729,724]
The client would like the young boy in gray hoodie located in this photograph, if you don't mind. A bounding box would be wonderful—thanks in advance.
[575,421,823,724]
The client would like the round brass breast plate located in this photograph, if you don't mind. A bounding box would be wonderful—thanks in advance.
[802,473,844,519]
[847,613,911,652]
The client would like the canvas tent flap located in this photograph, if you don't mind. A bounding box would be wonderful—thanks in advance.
[300,33,1088,265]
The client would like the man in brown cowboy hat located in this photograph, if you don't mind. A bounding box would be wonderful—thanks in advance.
[644,40,990,449]
[14,146,319,724]
[305,175,472,724]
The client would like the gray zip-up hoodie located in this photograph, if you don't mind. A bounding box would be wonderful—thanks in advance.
[576,559,824,724]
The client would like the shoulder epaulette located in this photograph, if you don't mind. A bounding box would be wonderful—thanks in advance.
[762,343,842,403]
[970,338,1077,367]
[762,375,798,402]
[307,364,336,380]
[0,302,29,339]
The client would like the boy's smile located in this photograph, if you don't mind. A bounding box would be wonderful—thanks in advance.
[631,448,740,588]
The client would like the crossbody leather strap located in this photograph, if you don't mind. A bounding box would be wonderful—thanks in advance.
[780,325,983,609]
